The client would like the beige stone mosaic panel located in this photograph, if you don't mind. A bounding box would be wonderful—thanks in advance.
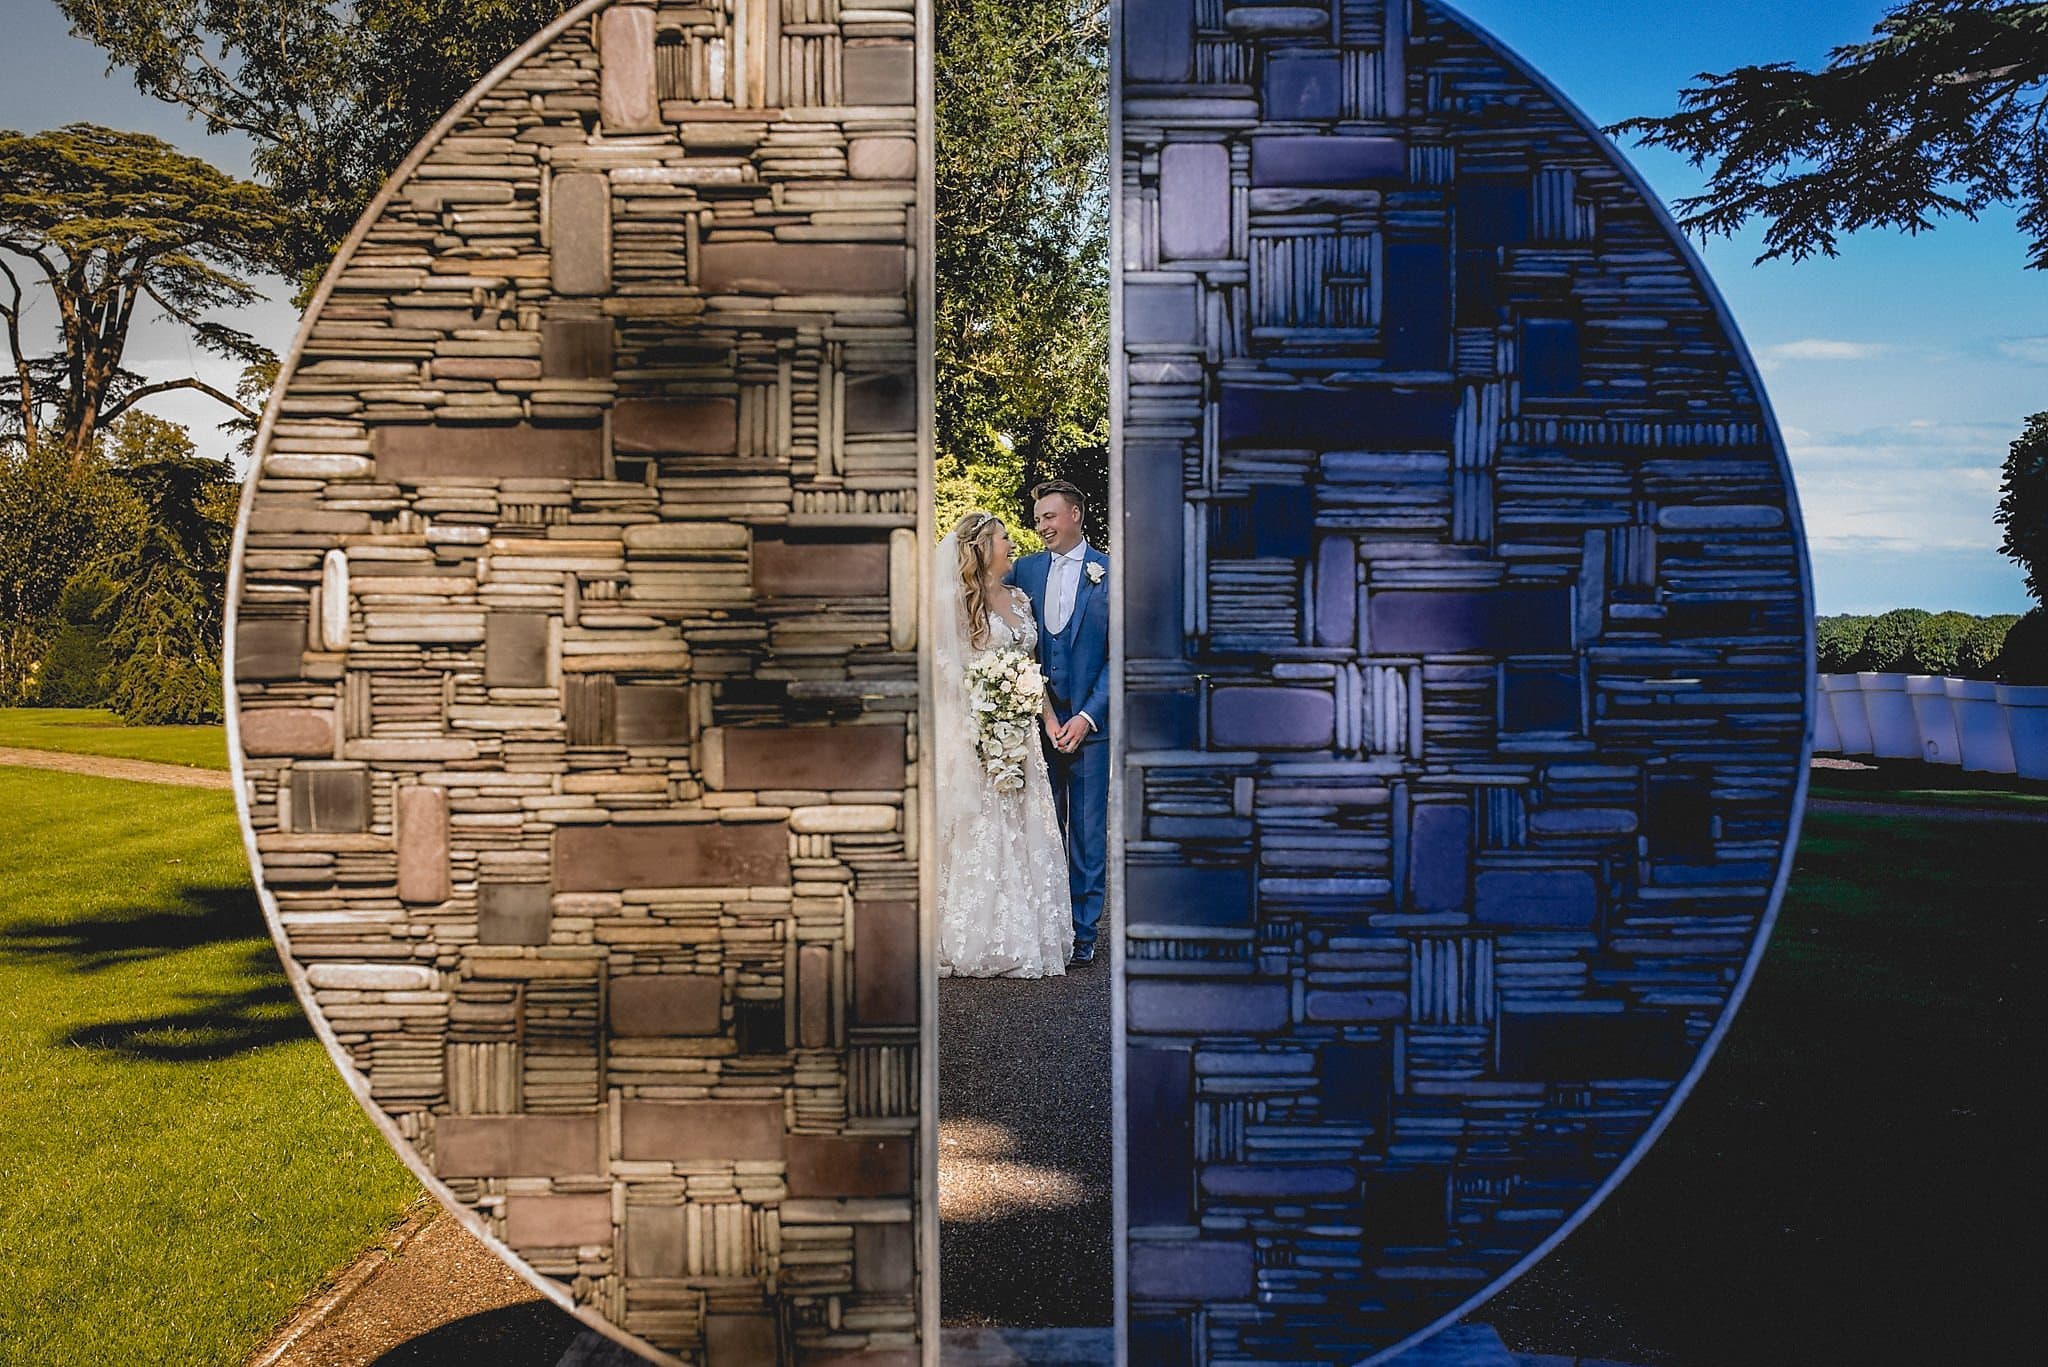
[226,3,928,1362]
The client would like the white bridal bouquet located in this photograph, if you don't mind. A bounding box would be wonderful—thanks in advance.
[964,647,1047,794]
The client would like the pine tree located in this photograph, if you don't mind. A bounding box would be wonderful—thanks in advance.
[0,124,285,466]
[96,415,238,724]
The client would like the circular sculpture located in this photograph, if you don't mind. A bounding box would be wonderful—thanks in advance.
[230,0,1810,1360]
[1113,2,1813,1363]
[226,2,929,1362]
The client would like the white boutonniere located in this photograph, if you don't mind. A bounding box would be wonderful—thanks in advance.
[1085,562,1105,585]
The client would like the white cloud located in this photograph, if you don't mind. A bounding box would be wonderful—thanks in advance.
[1785,421,2007,555]
[114,289,299,465]
[1795,489,1998,555]
[1996,335,2048,365]
[1785,418,2013,467]
[1760,338,1890,362]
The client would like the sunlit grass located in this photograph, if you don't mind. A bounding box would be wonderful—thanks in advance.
[0,707,227,770]
[0,769,418,1363]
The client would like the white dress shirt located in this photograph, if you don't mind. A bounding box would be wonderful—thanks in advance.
[1046,541,1089,635]
[1046,542,1095,734]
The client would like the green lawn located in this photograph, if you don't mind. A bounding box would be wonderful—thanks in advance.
[0,768,419,1365]
[0,707,228,770]
[1811,780,2048,812]
[1489,802,2041,1366]
[0,753,2033,1363]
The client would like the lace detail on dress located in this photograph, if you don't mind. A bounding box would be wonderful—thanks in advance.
[936,586,1074,978]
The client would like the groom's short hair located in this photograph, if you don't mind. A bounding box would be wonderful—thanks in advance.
[1030,479,1087,518]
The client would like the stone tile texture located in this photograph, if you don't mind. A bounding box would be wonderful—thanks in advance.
[1116,1,1807,1362]
[228,3,926,1363]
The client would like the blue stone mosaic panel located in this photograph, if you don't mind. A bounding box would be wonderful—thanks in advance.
[1114,2,1812,1361]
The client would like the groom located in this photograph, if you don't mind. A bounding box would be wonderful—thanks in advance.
[1007,479,1110,964]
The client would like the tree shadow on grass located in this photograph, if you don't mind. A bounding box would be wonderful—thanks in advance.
[56,951,305,1061]
[1,881,267,971]
[0,879,312,1062]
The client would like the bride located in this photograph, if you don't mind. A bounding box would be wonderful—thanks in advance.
[931,510,1074,978]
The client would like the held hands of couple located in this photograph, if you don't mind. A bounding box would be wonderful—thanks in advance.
[1043,712,1093,753]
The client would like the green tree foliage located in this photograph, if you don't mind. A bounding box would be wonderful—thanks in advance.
[1815,613,1875,671]
[935,0,1110,547]
[1907,609,1976,673]
[1997,605,2048,683]
[223,356,284,461]
[58,1,571,297]
[0,124,285,465]
[1861,607,1932,671]
[0,437,139,702]
[1816,609,2029,678]
[1613,2,2048,269]
[96,414,239,723]
[1958,612,2020,675]
[1998,410,2048,603]
[34,573,118,706]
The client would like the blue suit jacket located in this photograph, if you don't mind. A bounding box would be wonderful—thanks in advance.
[1008,544,1111,742]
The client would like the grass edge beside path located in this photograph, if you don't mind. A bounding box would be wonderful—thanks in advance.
[0,767,418,1364]
[0,706,228,770]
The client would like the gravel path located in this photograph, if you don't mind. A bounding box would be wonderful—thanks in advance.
[243,950,1118,1365]
[939,926,1115,1328]
[0,745,233,789]
[249,1204,574,1367]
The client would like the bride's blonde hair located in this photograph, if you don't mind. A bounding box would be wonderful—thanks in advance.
[953,510,1005,650]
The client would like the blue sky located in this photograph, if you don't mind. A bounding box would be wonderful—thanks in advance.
[3,0,2039,614]
[1454,0,2045,617]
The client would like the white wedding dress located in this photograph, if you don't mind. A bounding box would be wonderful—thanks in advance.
[932,553,1073,978]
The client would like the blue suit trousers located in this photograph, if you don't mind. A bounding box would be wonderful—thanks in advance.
[1048,734,1108,948]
